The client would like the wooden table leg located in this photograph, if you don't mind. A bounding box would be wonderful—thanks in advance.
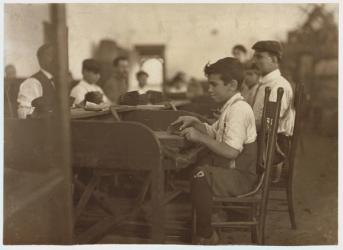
[75,174,100,220]
[151,167,165,243]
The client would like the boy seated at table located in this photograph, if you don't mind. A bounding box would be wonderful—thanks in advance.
[171,57,257,244]
[70,59,111,108]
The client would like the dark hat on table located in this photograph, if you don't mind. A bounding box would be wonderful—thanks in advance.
[252,40,282,59]
[204,57,244,84]
[82,59,100,73]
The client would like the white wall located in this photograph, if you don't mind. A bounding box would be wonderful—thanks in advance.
[4,4,50,77]
[66,3,312,80]
[4,3,338,80]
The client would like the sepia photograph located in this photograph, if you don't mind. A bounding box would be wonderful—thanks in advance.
[2,1,339,246]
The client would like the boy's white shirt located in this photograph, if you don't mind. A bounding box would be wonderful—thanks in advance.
[70,79,110,105]
[204,92,257,168]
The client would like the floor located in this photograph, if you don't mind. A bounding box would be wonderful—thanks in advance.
[88,128,338,245]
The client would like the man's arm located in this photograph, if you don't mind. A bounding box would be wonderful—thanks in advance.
[17,78,42,119]
[70,85,86,105]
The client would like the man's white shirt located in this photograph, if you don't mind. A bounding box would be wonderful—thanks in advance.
[17,69,54,119]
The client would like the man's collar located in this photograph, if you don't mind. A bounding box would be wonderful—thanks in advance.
[40,68,53,80]
[81,78,96,86]
[260,69,281,84]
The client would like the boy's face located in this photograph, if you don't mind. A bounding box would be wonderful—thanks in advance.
[207,73,235,103]
[116,60,129,77]
[233,49,246,63]
[83,70,100,84]
[244,70,259,88]
[137,74,148,88]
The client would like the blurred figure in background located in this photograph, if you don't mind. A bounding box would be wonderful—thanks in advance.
[232,44,248,64]
[136,70,149,94]
[103,56,129,103]
[17,44,57,119]
[165,71,188,93]
[70,59,110,107]
[186,78,204,100]
[241,61,260,106]
[5,64,17,79]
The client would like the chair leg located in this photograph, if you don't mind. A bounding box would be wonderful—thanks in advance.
[286,181,297,229]
[251,204,258,244]
[258,204,266,245]
[191,207,197,243]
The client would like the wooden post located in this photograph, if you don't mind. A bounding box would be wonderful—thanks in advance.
[50,3,74,244]
[151,160,165,243]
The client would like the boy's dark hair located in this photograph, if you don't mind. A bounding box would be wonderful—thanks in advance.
[82,59,100,74]
[136,70,149,78]
[113,56,128,67]
[204,57,244,90]
[232,44,247,54]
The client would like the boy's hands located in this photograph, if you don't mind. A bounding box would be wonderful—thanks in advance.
[180,127,205,143]
[171,116,201,130]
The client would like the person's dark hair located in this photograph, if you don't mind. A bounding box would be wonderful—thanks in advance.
[204,57,244,90]
[252,40,282,63]
[113,56,128,67]
[244,61,260,72]
[136,70,148,78]
[232,44,247,54]
[82,59,100,74]
[36,44,52,63]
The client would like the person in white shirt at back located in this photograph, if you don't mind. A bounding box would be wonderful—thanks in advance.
[17,44,56,119]
[135,70,150,94]
[251,40,295,182]
[70,59,110,107]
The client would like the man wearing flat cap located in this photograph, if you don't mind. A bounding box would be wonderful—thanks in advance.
[70,59,110,106]
[252,40,295,181]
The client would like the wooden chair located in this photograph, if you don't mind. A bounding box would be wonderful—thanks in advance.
[71,120,165,243]
[191,87,284,244]
[269,82,304,229]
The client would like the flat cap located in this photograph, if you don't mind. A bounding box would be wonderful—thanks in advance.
[252,40,282,57]
[82,59,100,73]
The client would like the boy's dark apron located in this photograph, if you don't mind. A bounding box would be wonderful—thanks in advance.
[194,141,258,197]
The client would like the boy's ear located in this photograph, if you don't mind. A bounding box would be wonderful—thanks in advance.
[230,79,239,90]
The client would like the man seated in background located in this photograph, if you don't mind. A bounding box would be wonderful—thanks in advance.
[103,56,129,104]
[135,70,149,94]
[241,61,260,106]
[70,59,110,107]
[251,40,295,182]
[17,44,56,119]
[186,78,204,101]
[172,57,257,244]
